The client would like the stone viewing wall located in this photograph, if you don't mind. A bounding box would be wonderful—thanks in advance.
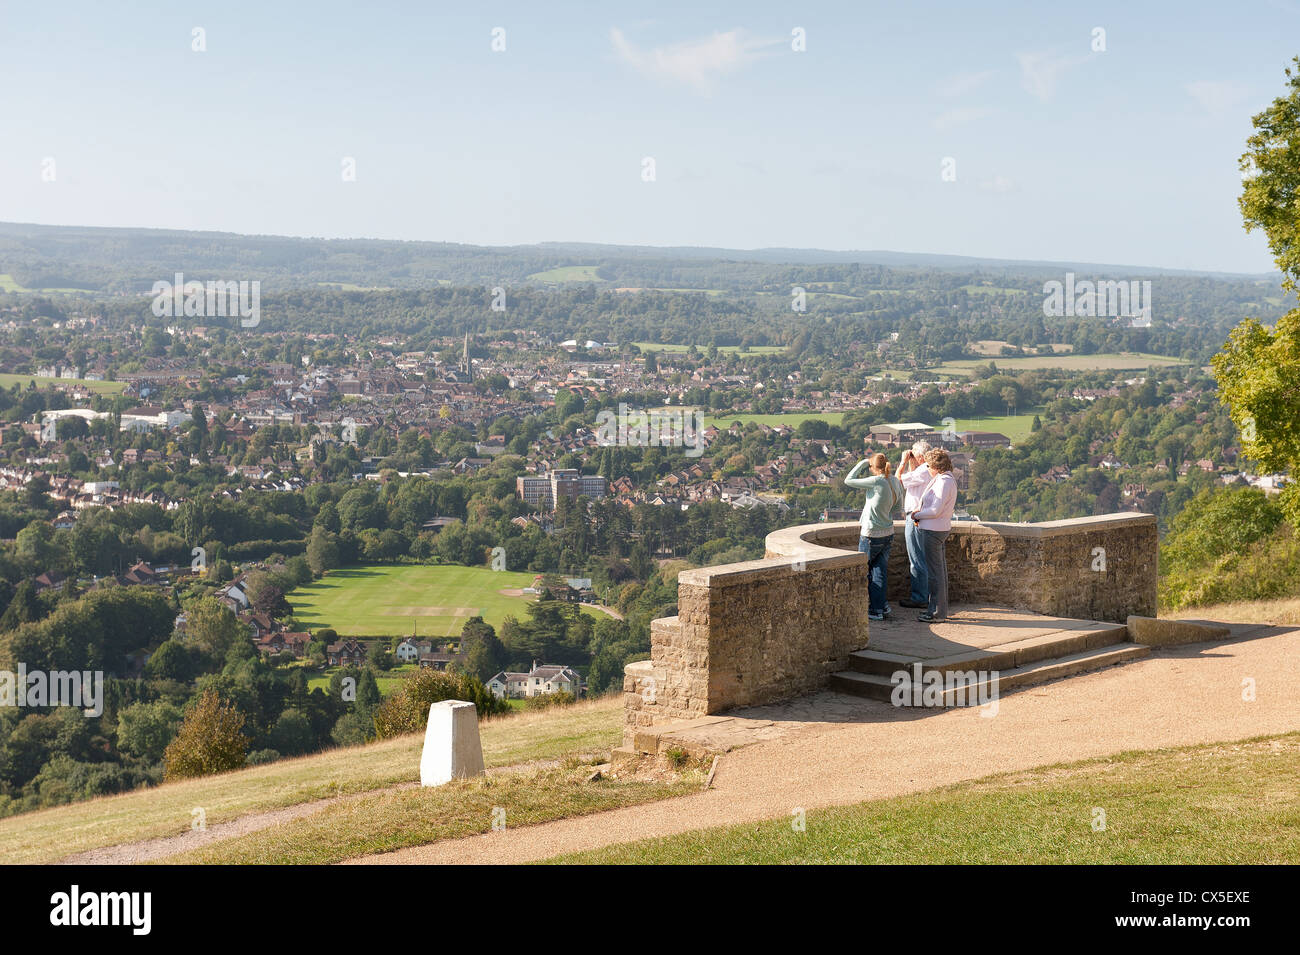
[806,513,1159,623]
[623,512,1157,741]
[623,533,871,739]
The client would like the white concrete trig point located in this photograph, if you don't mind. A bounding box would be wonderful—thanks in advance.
[420,700,485,787]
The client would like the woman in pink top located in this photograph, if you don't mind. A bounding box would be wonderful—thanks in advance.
[907,449,958,622]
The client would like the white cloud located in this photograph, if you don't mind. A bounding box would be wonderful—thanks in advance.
[936,70,997,98]
[1016,51,1088,102]
[611,27,772,92]
[933,106,996,130]
[1186,80,1250,117]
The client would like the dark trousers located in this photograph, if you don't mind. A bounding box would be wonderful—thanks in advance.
[859,534,893,614]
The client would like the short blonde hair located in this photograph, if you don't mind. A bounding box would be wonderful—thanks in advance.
[924,448,953,474]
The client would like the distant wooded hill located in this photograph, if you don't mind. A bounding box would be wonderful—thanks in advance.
[0,220,1280,295]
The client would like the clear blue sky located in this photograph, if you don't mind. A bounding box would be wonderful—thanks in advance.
[2,1,1295,273]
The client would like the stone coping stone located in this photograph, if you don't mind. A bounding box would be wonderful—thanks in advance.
[777,513,1157,546]
[1127,615,1232,647]
[678,549,863,588]
[633,715,735,754]
[679,513,1156,588]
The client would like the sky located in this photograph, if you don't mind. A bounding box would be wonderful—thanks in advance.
[1,0,1296,273]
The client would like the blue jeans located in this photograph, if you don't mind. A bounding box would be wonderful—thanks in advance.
[920,528,950,618]
[859,534,893,615]
[905,518,929,603]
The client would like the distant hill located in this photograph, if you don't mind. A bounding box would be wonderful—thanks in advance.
[0,221,1279,297]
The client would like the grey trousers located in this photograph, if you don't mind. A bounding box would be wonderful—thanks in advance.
[920,528,950,618]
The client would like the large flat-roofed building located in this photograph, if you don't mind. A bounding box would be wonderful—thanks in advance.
[867,422,939,448]
[516,469,607,509]
[956,430,1011,449]
[517,475,551,506]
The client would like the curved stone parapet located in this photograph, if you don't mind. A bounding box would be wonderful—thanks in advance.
[623,512,1158,741]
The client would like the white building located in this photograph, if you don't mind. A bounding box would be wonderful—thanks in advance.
[486,663,583,700]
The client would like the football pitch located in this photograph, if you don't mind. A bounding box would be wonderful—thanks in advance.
[289,565,542,638]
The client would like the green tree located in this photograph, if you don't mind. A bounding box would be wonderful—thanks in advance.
[116,700,183,762]
[267,708,313,757]
[186,597,247,662]
[460,616,504,681]
[162,689,247,780]
[1240,56,1300,292]
[1217,56,1300,525]
[306,525,340,575]
[144,640,195,683]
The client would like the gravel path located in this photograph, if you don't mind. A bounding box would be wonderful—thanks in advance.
[54,759,562,865]
[59,784,420,865]
[347,627,1300,864]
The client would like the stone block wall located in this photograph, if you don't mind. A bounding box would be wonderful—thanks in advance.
[623,539,870,741]
[623,512,1157,741]
[876,513,1158,621]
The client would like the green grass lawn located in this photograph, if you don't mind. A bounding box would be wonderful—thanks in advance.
[290,565,546,638]
[0,371,125,395]
[933,352,1188,376]
[307,663,417,696]
[702,411,845,430]
[545,733,1300,864]
[528,265,602,282]
[950,411,1040,444]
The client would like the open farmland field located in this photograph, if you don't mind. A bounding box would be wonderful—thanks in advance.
[933,352,1188,375]
[528,265,602,282]
[968,340,1075,356]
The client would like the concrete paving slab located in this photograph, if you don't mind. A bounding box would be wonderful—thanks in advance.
[867,604,1115,658]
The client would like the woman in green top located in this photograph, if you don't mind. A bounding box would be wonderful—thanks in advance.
[844,452,905,621]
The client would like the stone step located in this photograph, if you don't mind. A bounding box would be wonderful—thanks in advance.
[633,715,733,756]
[846,621,1130,677]
[831,642,1151,707]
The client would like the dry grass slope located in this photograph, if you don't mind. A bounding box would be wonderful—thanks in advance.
[0,697,623,864]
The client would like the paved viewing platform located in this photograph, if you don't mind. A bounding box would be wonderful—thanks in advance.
[827,604,1147,704]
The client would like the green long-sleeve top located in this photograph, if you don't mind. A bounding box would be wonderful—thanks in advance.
[844,461,905,537]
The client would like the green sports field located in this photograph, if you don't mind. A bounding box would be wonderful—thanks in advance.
[0,372,125,395]
[949,412,1040,444]
[701,411,845,430]
[290,565,544,638]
